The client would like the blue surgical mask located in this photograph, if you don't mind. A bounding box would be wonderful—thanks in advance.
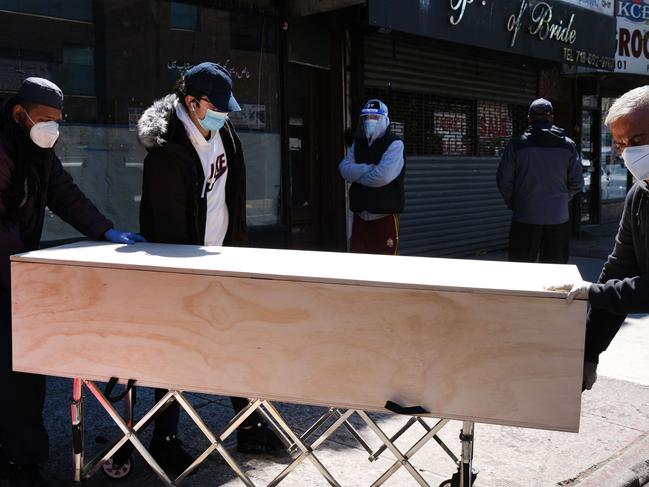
[363,119,378,139]
[199,108,228,132]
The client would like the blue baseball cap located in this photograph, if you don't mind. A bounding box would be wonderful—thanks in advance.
[528,98,553,116]
[184,62,241,113]
[17,77,63,109]
[361,99,388,117]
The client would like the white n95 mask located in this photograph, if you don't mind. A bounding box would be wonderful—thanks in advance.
[25,111,60,149]
[29,121,59,149]
[622,144,649,181]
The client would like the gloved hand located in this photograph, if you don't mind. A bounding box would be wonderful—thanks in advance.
[103,228,146,245]
[544,280,592,303]
[582,361,598,391]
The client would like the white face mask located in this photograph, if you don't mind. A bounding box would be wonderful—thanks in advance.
[622,144,649,181]
[25,112,59,149]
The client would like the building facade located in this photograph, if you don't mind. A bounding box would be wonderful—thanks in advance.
[0,0,633,256]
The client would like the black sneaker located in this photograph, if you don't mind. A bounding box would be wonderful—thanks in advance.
[237,423,286,455]
[8,464,53,487]
[148,435,195,477]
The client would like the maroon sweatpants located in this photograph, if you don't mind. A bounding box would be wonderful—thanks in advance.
[350,214,400,255]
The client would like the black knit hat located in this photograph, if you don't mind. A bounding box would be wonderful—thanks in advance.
[17,77,63,109]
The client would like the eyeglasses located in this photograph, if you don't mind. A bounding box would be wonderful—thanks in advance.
[196,97,227,115]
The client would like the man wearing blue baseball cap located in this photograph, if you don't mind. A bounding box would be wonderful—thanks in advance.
[137,62,284,474]
[497,98,583,264]
[338,99,406,254]
[0,77,144,486]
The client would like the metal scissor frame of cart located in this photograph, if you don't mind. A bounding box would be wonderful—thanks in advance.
[71,379,476,487]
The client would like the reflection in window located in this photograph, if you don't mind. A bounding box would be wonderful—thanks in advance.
[59,46,95,96]
[0,0,92,21]
[0,1,283,241]
[601,97,628,201]
[170,1,198,30]
[231,12,277,53]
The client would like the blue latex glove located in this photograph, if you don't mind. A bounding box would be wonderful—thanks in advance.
[103,228,146,245]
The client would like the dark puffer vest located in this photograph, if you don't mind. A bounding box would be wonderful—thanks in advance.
[349,129,405,214]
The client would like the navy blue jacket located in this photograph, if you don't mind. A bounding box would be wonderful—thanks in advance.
[585,181,649,363]
[497,122,583,225]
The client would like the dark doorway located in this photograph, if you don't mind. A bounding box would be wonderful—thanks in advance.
[285,33,347,252]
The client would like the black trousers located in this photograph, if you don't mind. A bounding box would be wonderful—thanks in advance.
[0,291,49,465]
[508,221,571,264]
[152,389,260,439]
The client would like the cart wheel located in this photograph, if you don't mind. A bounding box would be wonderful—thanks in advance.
[101,456,133,479]
[438,470,478,487]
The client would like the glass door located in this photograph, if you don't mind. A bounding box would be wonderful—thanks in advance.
[600,97,628,203]
[580,108,598,223]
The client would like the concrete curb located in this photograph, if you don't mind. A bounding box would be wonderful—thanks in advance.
[565,433,649,486]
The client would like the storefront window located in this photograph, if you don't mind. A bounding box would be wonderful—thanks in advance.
[580,108,595,222]
[364,88,527,156]
[170,1,198,31]
[477,102,514,157]
[0,1,281,241]
[59,46,95,96]
[600,97,627,201]
[0,0,92,21]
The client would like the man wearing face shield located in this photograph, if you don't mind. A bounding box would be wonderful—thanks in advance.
[0,78,144,486]
[545,86,649,392]
[338,99,405,254]
[137,62,284,475]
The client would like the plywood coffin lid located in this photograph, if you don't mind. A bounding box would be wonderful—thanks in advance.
[11,241,583,298]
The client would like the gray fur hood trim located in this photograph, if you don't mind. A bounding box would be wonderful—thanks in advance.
[137,94,177,150]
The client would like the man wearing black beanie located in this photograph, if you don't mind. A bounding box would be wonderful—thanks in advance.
[0,77,144,486]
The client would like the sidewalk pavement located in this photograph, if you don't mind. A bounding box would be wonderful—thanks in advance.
[37,223,649,487]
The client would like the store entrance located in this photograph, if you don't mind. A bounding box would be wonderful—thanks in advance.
[579,104,600,224]
[284,29,347,252]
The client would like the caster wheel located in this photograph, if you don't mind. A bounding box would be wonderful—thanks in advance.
[101,456,133,479]
[438,470,478,487]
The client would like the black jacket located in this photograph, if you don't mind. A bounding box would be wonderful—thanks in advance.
[585,180,649,363]
[137,94,247,246]
[497,122,582,225]
[349,128,405,214]
[0,98,113,293]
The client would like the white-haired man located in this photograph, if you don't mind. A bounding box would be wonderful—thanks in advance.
[547,85,649,390]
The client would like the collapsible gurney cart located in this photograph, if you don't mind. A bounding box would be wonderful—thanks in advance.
[10,242,587,486]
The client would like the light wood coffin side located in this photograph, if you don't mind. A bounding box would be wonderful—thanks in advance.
[11,257,586,432]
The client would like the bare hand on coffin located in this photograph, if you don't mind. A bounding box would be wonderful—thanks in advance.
[544,281,592,303]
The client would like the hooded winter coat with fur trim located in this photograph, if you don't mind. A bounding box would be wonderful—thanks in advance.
[137,94,247,246]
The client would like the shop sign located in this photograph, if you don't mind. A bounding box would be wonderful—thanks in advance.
[128,107,144,132]
[434,112,468,155]
[369,0,616,70]
[558,0,613,16]
[167,59,252,79]
[478,103,512,139]
[614,0,649,74]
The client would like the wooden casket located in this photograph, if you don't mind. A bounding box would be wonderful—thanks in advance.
[11,242,587,432]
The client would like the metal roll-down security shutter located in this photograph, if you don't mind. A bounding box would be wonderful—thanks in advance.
[364,34,537,257]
